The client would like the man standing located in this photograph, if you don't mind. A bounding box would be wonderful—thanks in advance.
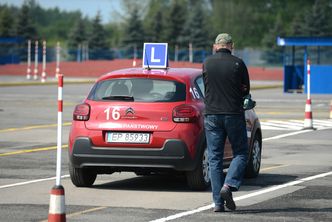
[203,33,250,212]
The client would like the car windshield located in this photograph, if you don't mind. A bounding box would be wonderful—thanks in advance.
[88,78,186,102]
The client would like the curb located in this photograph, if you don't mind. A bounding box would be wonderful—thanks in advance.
[252,84,283,90]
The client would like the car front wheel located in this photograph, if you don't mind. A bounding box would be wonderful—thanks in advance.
[69,162,97,187]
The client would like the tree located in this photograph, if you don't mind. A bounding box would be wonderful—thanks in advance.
[0,7,15,37]
[289,11,307,36]
[105,22,122,48]
[68,15,87,49]
[143,0,166,42]
[262,13,285,64]
[122,7,145,51]
[67,15,88,61]
[150,10,164,42]
[89,12,108,49]
[89,12,109,59]
[302,0,332,36]
[16,0,37,40]
[180,1,209,48]
[164,0,188,47]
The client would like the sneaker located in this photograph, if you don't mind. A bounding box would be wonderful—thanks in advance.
[220,186,236,211]
[213,205,225,212]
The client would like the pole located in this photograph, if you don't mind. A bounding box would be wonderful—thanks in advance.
[55,42,60,78]
[48,73,66,222]
[41,40,47,83]
[303,58,314,129]
[86,42,89,61]
[77,43,82,62]
[307,59,311,101]
[189,43,193,63]
[26,40,31,80]
[133,44,137,67]
[82,42,86,61]
[56,74,63,186]
[175,45,179,62]
[33,40,39,80]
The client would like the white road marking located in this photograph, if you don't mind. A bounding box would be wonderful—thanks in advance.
[0,124,331,222]
[261,119,332,131]
[1,125,330,189]
[262,126,332,141]
[149,171,332,222]
[262,129,312,141]
[313,119,332,126]
[0,175,69,189]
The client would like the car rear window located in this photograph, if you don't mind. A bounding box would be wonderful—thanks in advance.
[88,78,186,102]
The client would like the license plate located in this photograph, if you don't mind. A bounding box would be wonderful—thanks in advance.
[106,132,150,144]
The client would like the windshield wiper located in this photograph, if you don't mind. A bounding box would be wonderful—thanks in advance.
[102,96,134,101]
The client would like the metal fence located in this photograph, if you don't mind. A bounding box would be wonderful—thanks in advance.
[5,43,332,67]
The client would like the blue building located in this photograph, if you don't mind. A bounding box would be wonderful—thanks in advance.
[277,37,332,94]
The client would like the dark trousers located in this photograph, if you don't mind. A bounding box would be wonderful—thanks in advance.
[204,114,248,207]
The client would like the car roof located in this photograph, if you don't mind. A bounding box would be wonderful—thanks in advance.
[97,67,202,83]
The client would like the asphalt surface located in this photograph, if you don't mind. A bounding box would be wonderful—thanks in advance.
[0,79,331,222]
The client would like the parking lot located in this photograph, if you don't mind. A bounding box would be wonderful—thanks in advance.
[0,82,331,222]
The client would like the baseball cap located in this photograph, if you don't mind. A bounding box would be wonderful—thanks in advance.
[215,33,233,45]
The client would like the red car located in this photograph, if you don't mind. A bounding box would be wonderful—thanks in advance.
[68,67,262,190]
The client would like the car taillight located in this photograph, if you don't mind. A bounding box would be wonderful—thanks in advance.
[172,105,198,123]
[73,103,90,121]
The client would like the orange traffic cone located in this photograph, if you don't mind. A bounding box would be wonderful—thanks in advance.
[48,185,66,222]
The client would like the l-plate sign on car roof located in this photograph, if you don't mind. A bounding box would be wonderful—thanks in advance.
[143,43,168,69]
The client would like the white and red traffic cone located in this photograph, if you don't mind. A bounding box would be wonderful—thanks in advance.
[48,185,66,222]
[48,74,65,222]
[303,58,315,130]
[303,99,314,129]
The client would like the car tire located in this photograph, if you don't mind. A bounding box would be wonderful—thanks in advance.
[245,133,262,178]
[186,145,210,190]
[69,162,97,187]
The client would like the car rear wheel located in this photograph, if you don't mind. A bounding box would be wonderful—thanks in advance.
[245,133,262,178]
[69,162,97,187]
[186,145,210,190]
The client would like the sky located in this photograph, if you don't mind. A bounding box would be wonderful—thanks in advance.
[0,0,122,23]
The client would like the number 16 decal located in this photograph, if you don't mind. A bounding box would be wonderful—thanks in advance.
[104,107,120,120]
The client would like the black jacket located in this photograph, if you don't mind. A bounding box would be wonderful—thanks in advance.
[203,48,250,114]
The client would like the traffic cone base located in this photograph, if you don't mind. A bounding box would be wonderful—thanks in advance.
[48,185,66,222]
[48,214,66,222]
[41,71,47,83]
[27,68,31,80]
[303,99,315,130]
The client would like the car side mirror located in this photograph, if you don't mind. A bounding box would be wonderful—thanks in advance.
[243,94,256,110]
